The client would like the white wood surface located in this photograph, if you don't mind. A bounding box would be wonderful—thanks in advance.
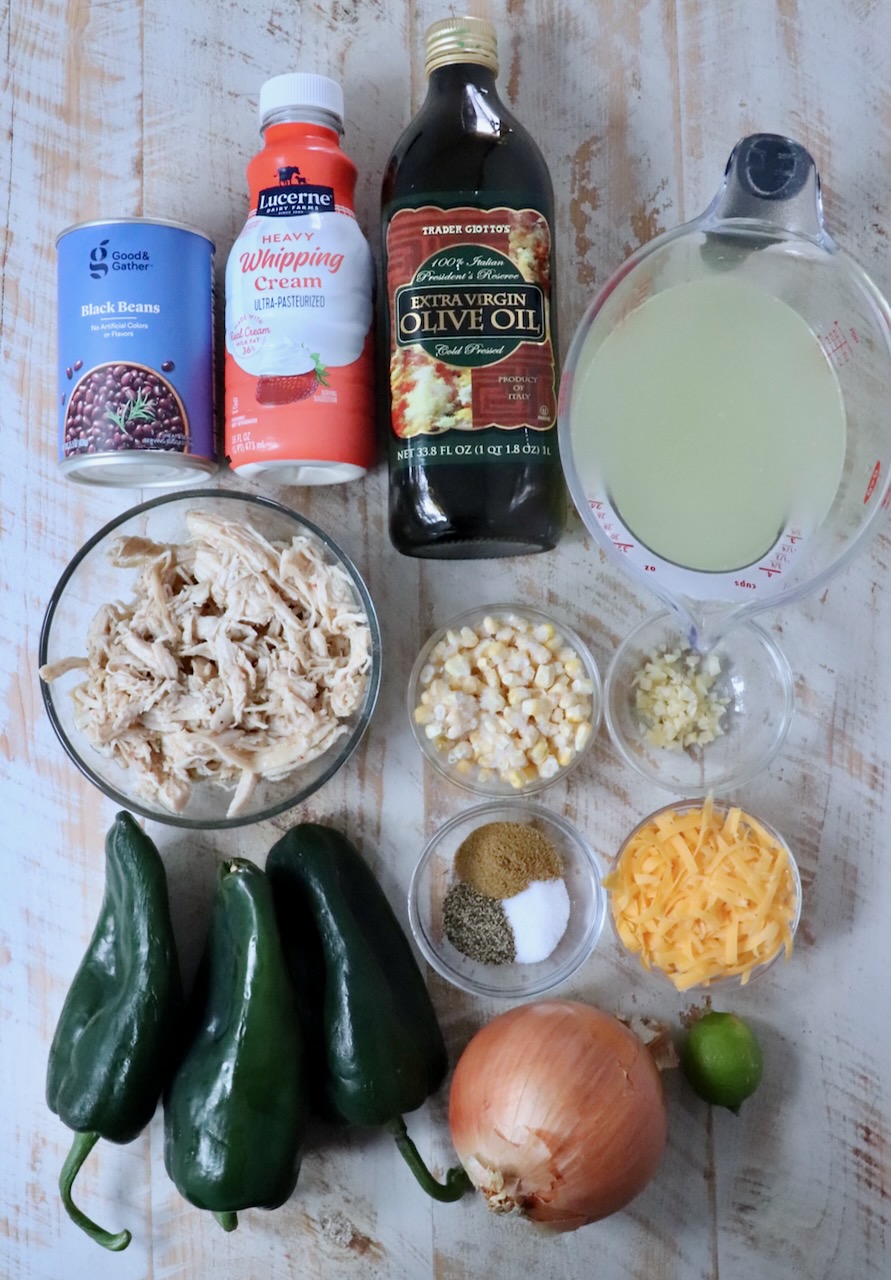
[2,1,890,1277]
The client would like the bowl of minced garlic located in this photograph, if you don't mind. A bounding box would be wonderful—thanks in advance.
[604,796,802,991]
[603,610,795,797]
[408,803,606,998]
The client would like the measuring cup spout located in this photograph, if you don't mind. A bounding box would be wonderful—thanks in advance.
[679,599,750,655]
[702,132,835,248]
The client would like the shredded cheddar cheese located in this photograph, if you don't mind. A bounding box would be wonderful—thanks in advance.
[604,797,799,990]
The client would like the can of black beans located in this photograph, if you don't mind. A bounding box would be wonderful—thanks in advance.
[57,218,217,486]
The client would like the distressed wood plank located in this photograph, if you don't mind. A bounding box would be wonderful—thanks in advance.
[674,3,891,1275]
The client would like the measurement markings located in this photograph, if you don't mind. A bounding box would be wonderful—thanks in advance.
[820,320,858,366]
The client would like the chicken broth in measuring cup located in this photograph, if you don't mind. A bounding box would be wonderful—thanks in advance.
[569,276,847,576]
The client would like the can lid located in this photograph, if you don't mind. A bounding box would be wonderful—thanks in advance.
[259,73,344,132]
[56,216,215,249]
[424,16,499,77]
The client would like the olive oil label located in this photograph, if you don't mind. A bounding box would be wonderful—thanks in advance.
[385,205,557,465]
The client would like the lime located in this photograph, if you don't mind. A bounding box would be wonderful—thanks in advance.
[681,1011,763,1112]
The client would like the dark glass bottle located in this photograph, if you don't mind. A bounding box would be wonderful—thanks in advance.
[380,16,565,559]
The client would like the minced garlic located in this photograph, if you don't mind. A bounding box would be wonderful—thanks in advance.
[632,644,728,750]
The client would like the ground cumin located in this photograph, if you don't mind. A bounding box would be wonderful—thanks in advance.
[454,821,563,899]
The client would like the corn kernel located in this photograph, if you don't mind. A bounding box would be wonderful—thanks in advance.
[479,687,507,713]
[444,653,471,679]
[507,686,533,706]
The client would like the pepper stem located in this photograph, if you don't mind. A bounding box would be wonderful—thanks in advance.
[213,1210,238,1231]
[59,1130,132,1251]
[386,1116,472,1202]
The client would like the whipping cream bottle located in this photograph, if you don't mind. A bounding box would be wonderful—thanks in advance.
[225,73,375,483]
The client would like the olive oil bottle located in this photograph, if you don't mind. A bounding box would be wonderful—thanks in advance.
[381,15,565,558]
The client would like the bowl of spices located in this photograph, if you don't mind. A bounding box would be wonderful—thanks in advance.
[408,802,606,998]
[408,605,602,797]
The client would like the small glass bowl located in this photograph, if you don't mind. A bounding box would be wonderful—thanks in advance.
[38,488,381,828]
[604,611,794,794]
[407,604,603,797]
[408,801,607,999]
[605,798,802,992]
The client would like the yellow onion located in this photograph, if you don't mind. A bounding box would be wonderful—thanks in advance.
[448,1000,667,1232]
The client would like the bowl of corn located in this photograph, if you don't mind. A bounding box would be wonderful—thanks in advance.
[407,604,602,797]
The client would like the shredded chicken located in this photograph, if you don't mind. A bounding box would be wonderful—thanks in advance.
[39,511,373,817]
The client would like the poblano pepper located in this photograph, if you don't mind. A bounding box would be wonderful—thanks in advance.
[46,811,183,1251]
[266,823,471,1203]
[163,857,308,1231]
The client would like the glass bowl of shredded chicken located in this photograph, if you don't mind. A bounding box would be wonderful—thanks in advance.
[604,611,794,795]
[38,489,381,827]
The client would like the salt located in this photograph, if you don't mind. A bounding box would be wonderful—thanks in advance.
[503,878,571,964]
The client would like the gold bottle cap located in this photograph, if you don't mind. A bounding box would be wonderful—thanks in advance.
[424,16,499,77]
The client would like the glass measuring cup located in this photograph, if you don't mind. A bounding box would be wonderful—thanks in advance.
[559,133,891,789]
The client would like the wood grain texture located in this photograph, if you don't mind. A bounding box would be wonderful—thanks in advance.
[1,0,889,1276]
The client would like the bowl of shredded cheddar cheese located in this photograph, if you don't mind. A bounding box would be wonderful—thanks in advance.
[604,796,802,991]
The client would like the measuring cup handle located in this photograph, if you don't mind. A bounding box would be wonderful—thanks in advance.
[706,132,833,246]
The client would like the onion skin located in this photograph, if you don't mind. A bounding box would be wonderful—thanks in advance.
[448,1000,667,1232]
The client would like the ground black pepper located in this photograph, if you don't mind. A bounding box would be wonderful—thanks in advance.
[442,882,516,964]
